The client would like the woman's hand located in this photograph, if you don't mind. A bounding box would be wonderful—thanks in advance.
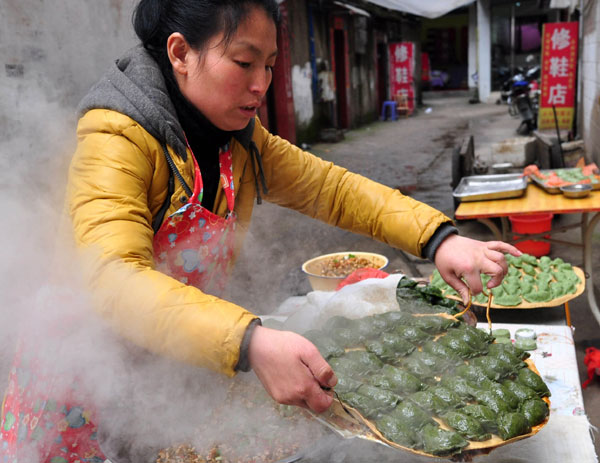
[434,234,521,305]
[248,326,337,413]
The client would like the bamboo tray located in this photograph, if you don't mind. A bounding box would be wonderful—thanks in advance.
[315,359,550,462]
[432,266,585,309]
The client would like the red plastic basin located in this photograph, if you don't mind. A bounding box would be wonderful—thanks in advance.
[509,213,553,257]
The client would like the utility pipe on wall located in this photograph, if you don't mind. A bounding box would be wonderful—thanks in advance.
[307,3,319,102]
[477,0,492,102]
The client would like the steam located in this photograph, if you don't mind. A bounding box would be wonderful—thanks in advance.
[0,87,74,373]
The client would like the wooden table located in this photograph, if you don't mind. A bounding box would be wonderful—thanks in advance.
[455,184,600,327]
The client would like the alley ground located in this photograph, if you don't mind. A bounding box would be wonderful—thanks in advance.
[230,91,600,458]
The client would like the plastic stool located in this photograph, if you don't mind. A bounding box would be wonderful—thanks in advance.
[381,101,397,121]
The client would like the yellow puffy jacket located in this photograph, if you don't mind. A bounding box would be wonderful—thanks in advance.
[68,47,451,377]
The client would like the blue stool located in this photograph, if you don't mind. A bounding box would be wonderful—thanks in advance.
[381,101,397,121]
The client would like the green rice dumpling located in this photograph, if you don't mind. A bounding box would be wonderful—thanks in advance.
[496,412,531,440]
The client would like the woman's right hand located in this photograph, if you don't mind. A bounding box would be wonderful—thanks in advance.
[247,326,337,413]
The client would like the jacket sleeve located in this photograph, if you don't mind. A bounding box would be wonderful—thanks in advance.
[67,114,257,376]
[254,121,453,257]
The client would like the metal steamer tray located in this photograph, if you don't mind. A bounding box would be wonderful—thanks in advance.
[453,173,528,202]
[530,168,600,194]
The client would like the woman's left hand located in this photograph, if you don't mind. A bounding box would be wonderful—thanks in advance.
[433,234,521,305]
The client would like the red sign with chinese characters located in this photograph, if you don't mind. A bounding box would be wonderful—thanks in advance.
[389,42,415,112]
[538,22,578,130]
[421,52,430,83]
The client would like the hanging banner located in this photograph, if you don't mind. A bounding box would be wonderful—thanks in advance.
[422,52,431,84]
[389,42,415,112]
[537,22,578,130]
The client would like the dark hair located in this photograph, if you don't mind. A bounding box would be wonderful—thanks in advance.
[133,0,280,71]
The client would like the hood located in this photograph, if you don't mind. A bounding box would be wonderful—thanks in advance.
[78,45,189,160]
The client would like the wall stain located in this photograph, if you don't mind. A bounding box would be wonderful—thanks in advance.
[109,0,123,28]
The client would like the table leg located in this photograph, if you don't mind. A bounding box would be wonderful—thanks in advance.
[564,301,571,327]
[583,212,600,327]
[500,217,509,242]
[477,218,503,241]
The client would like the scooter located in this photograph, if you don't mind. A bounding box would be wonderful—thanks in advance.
[498,54,540,112]
[513,75,540,135]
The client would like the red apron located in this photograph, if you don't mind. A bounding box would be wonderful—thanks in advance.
[1,145,237,462]
[0,321,106,463]
[153,144,237,294]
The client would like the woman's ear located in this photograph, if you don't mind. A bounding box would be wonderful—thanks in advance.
[167,32,191,76]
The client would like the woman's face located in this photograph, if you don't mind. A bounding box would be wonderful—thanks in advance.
[178,7,278,131]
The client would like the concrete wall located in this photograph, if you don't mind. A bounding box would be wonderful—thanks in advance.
[468,3,477,89]
[286,0,314,137]
[581,0,600,165]
[1,0,137,169]
[477,0,492,102]
[1,0,137,115]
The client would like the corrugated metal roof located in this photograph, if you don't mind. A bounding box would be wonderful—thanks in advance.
[334,1,372,17]
[359,0,475,18]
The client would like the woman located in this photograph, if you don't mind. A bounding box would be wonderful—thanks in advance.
[1,0,519,461]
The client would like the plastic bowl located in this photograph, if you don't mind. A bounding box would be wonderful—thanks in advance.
[560,183,592,199]
[301,252,389,292]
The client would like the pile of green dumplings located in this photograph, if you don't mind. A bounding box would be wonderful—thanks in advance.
[430,253,581,307]
[304,281,551,457]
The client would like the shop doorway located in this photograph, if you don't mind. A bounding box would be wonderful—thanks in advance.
[376,42,388,111]
[422,10,469,90]
[334,29,349,128]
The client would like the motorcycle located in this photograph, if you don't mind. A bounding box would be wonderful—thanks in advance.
[497,55,540,134]
[514,73,540,135]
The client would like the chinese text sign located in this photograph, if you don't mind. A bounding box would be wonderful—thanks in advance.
[389,42,415,111]
[538,22,578,130]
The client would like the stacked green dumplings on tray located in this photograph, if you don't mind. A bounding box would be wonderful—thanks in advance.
[305,278,550,457]
[430,253,581,307]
